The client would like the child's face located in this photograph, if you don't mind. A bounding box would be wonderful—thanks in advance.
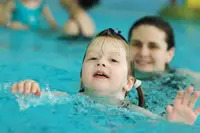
[81,37,130,99]
[130,25,174,72]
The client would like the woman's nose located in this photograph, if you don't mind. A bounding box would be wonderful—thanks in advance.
[139,46,150,57]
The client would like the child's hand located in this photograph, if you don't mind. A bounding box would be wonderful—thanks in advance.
[11,80,41,96]
[166,87,200,125]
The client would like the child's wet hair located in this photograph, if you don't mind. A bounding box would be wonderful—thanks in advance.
[128,16,175,50]
[96,28,128,43]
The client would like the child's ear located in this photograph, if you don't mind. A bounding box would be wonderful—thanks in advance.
[123,76,134,92]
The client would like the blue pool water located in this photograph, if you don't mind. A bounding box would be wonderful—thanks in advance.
[0,0,200,132]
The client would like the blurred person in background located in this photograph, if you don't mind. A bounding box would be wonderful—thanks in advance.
[0,0,13,25]
[60,0,99,38]
[0,0,57,30]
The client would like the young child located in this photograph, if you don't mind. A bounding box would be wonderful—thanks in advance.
[60,0,98,38]
[6,0,57,30]
[11,28,200,125]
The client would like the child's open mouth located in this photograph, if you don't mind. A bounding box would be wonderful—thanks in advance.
[93,71,109,79]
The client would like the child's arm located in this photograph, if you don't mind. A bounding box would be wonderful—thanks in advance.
[11,80,68,96]
[166,87,200,125]
[42,5,57,31]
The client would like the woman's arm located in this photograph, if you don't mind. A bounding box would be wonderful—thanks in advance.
[129,86,200,125]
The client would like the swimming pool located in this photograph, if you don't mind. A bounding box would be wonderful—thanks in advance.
[0,0,200,132]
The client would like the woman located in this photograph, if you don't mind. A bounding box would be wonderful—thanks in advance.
[128,16,199,115]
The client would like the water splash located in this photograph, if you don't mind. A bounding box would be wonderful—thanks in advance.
[15,86,71,111]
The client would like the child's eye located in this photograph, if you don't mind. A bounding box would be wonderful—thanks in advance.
[89,57,97,60]
[110,58,118,63]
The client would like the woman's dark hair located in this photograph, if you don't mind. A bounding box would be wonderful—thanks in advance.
[128,16,175,50]
[77,0,100,9]
[79,28,145,107]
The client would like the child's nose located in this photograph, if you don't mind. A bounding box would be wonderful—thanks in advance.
[97,58,106,67]
[97,63,106,67]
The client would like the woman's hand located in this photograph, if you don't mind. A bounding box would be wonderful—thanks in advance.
[166,87,200,125]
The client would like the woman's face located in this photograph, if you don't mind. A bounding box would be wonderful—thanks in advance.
[130,25,174,72]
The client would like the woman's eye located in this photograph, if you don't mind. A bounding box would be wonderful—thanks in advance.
[149,43,159,49]
[131,41,142,48]
[134,43,142,48]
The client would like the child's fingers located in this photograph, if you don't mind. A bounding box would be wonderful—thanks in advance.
[182,87,193,105]
[31,83,38,93]
[24,81,33,94]
[174,90,184,106]
[35,90,41,96]
[11,80,40,95]
[188,91,200,109]
[31,82,40,96]
[194,106,200,116]
[11,83,17,93]
[18,81,25,93]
